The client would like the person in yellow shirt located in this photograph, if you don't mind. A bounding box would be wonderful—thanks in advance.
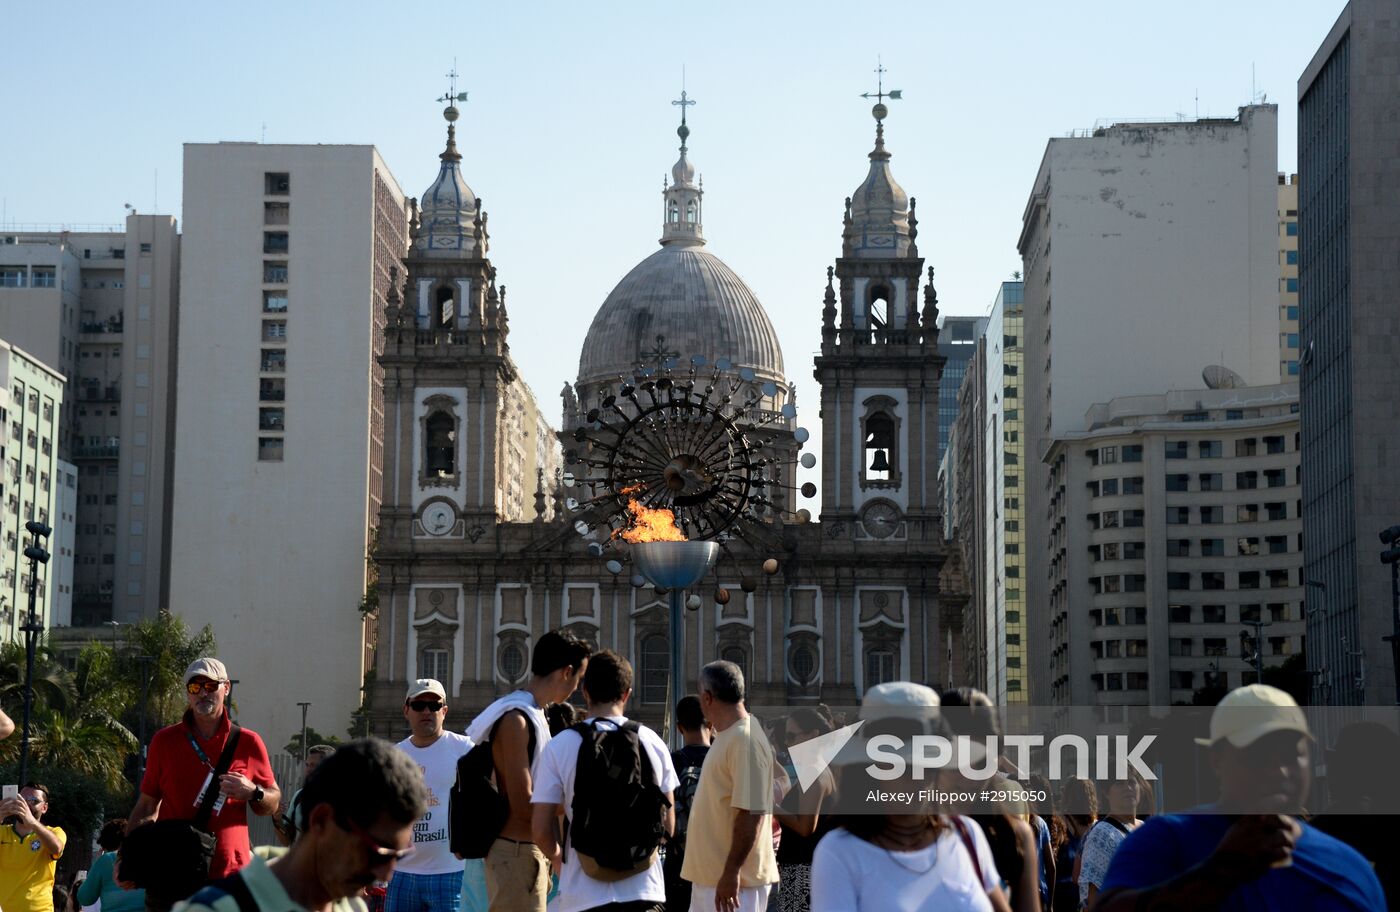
[680,660,779,912]
[0,782,67,912]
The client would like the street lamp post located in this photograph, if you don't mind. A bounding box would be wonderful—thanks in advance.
[135,654,153,797]
[297,702,311,764]
[18,520,52,788]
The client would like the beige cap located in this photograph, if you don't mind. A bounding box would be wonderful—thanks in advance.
[1195,684,1312,748]
[405,678,447,702]
[860,681,940,717]
[184,657,229,686]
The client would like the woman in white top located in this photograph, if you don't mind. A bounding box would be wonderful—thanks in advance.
[808,682,1013,912]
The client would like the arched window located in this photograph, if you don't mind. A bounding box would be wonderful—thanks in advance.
[640,634,669,704]
[435,285,455,328]
[867,284,891,338]
[668,201,680,224]
[865,412,895,481]
[425,412,456,478]
[685,199,697,224]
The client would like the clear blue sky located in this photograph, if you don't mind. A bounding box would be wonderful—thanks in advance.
[5,0,1345,432]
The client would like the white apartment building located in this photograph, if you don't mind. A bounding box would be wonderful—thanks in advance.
[0,339,66,642]
[0,216,181,625]
[1278,175,1300,378]
[1044,384,1304,706]
[1018,106,1283,702]
[170,144,407,747]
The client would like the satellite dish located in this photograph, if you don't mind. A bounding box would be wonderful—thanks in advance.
[1202,365,1244,389]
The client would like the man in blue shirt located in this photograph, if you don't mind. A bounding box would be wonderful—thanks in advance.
[1094,685,1385,912]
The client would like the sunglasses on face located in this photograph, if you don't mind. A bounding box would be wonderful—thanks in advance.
[407,700,443,713]
[338,815,414,867]
[187,680,222,695]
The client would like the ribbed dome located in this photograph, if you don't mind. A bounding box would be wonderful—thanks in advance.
[577,246,785,387]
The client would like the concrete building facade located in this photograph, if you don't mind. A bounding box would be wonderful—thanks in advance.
[0,217,181,625]
[1018,107,1283,702]
[169,144,407,745]
[1278,174,1300,379]
[1045,385,1305,706]
[936,315,988,469]
[1299,0,1400,705]
[1,340,65,642]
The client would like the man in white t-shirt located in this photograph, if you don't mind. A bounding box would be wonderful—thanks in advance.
[531,649,678,912]
[389,679,475,912]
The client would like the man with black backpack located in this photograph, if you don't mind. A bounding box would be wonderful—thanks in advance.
[531,649,677,912]
[461,630,591,912]
[664,695,711,912]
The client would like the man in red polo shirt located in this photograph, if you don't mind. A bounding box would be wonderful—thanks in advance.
[129,657,280,879]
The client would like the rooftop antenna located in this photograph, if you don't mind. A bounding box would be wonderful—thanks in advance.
[261,122,266,143]
[1195,89,1199,119]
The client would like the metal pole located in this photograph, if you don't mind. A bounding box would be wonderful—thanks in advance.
[668,588,683,748]
[18,535,46,787]
[1390,562,1400,705]
[137,655,152,796]
[297,702,311,763]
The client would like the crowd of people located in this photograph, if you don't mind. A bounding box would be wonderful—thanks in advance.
[0,637,1393,912]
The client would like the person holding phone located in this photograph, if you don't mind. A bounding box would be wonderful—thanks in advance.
[0,782,67,912]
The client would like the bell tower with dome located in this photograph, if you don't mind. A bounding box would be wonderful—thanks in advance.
[815,74,945,539]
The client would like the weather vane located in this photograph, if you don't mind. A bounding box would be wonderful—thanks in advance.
[860,58,902,120]
[438,64,468,107]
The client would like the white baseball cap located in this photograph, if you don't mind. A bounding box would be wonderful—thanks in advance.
[184,657,229,685]
[1195,684,1312,748]
[405,679,447,702]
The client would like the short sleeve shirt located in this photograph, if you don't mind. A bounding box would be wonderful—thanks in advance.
[532,716,679,912]
[141,712,276,879]
[0,824,67,912]
[1102,812,1386,912]
[394,731,475,875]
[176,847,366,912]
[679,716,779,888]
[1078,818,1135,906]
[810,820,999,911]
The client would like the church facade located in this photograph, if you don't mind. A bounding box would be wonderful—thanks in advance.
[366,98,960,734]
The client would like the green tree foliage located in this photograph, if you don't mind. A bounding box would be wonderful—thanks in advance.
[282,727,343,758]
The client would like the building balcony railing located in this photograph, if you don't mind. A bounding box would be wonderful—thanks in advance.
[80,318,124,335]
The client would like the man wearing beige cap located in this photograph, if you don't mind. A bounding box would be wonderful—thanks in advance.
[1095,684,1384,911]
[388,678,476,912]
[130,657,280,879]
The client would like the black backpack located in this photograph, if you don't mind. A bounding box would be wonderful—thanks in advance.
[670,753,705,855]
[449,709,537,859]
[568,719,671,881]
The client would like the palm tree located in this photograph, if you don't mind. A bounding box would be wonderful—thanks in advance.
[0,640,76,717]
[18,706,138,792]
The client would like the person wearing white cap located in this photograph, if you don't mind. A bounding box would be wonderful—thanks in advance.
[387,679,476,912]
[1094,685,1385,912]
[809,682,1013,912]
[129,657,281,880]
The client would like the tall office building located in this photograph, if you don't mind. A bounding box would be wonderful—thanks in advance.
[1299,0,1400,705]
[1018,107,1282,702]
[169,144,407,744]
[936,315,988,467]
[942,282,1027,704]
[0,339,66,642]
[1045,385,1305,706]
[0,217,181,625]
[1278,175,1300,378]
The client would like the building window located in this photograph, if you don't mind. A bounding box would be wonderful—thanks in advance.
[667,201,679,224]
[1200,539,1224,556]
[1167,474,1189,492]
[1238,504,1260,522]
[860,396,901,490]
[263,292,288,313]
[1265,502,1287,521]
[1203,605,1227,623]
[1264,436,1285,454]
[1101,478,1119,496]
[1237,538,1260,557]
[263,232,289,254]
[1286,222,1298,236]
[260,378,286,402]
[260,349,286,372]
[31,267,56,288]
[265,172,290,195]
[264,202,290,225]
[262,320,287,341]
[1165,441,1188,459]
[1169,604,1192,623]
[721,646,749,683]
[420,647,450,684]
[424,411,456,478]
[864,649,895,690]
[1199,440,1223,459]
[499,640,527,683]
[685,199,697,224]
[1200,506,1223,524]
[640,634,669,704]
[1202,571,1226,590]
[1168,572,1191,590]
[1099,446,1117,464]
[258,437,284,461]
[1203,638,1228,657]
[1122,477,1144,495]
[264,261,289,284]
[0,266,27,288]
[1199,474,1223,491]
[259,408,285,431]
[1168,507,1190,525]
[1237,471,1258,489]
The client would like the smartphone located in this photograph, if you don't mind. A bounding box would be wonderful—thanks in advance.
[1,785,18,800]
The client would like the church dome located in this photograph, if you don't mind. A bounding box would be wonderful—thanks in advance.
[413,104,479,257]
[577,245,785,388]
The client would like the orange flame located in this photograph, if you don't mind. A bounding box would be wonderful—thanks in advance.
[616,487,687,543]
